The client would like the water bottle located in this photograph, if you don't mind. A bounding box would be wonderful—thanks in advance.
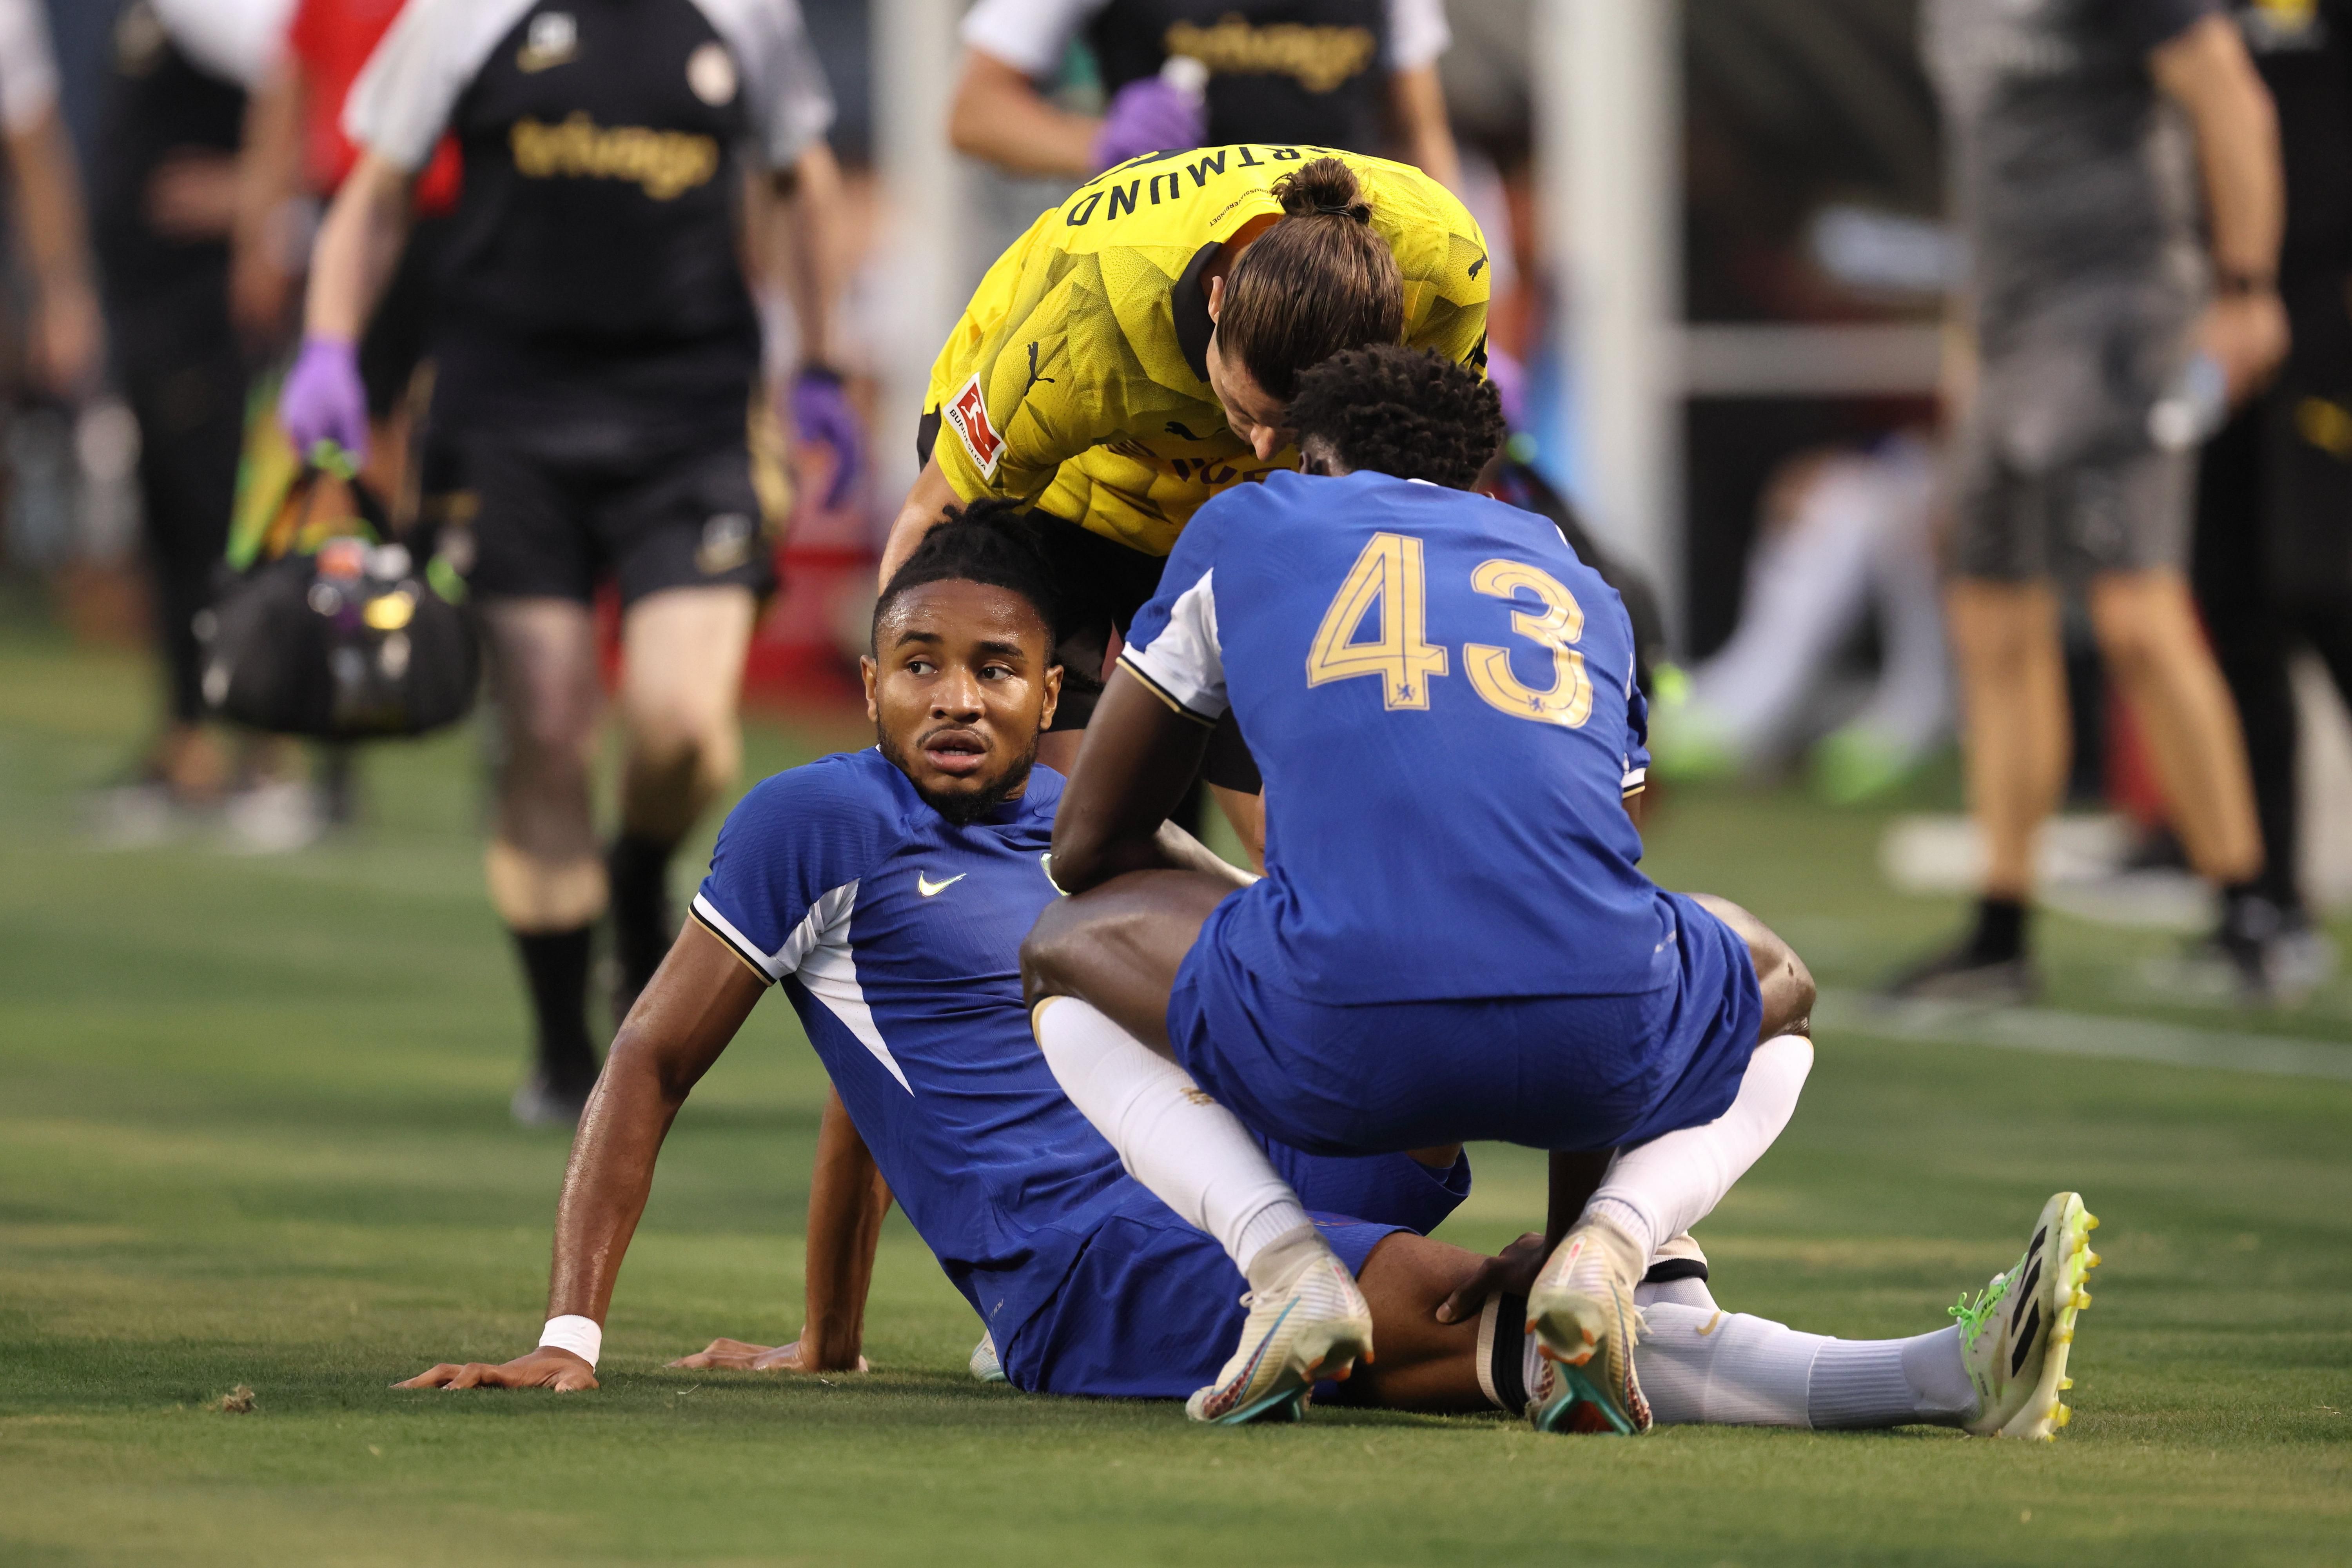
[2147,352,2229,451]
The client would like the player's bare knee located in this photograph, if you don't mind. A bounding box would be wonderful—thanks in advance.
[1695,893,1813,1036]
[2087,581,2181,677]
[1757,933,1815,1039]
[509,702,596,771]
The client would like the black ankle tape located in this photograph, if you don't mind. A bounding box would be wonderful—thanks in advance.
[1480,1292,1530,1412]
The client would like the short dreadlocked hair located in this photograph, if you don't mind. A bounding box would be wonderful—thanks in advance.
[872,499,1064,652]
[1287,345,1505,490]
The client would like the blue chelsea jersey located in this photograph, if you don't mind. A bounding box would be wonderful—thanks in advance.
[693,752,1132,1346]
[691,748,1472,1359]
[1122,470,1673,1004]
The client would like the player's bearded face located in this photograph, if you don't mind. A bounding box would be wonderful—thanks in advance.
[866,582,1062,825]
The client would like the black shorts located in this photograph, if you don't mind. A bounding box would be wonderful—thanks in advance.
[1034,519,1261,793]
[423,406,784,608]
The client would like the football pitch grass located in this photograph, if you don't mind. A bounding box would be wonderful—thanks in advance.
[2,624,2347,1565]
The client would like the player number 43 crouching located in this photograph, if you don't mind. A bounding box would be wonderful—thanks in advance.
[1022,345,2102,1434]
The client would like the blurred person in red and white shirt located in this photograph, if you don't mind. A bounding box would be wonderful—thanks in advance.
[231,0,460,502]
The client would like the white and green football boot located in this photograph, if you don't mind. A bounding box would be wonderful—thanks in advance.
[1954,1191,2101,1440]
[1185,1250,1373,1425]
[969,1332,1008,1385]
[1524,1217,1652,1436]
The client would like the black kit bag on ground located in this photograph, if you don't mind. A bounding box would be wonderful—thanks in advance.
[200,465,479,739]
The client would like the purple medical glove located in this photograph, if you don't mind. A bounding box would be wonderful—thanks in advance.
[791,365,864,508]
[1486,345,1528,434]
[1091,76,1207,172]
[279,336,370,471]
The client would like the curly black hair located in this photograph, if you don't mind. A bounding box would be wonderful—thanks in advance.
[871,498,1064,651]
[1286,345,1506,490]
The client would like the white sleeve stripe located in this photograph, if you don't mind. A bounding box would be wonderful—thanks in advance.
[690,0,836,167]
[152,0,298,90]
[788,883,913,1094]
[959,0,1104,79]
[1122,569,1229,722]
[0,0,60,133]
[1387,0,1452,70]
[345,0,535,170]
[691,893,783,980]
[697,883,912,1094]
[1118,653,1219,726]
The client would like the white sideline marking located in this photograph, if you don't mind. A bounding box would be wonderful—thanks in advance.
[1815,989,2352,1083]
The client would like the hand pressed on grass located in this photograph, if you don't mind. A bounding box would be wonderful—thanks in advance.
[668,1334,869,1373]
[396,1347,597,1392]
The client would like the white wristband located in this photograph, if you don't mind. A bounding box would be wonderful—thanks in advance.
[538,1314,603,1368]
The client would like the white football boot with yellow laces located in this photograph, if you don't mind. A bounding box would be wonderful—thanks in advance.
[1954,1191,2101,1440]
[1185,1249,1374,1425]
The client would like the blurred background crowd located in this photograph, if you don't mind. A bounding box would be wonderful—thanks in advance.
[2,0,2349,1012]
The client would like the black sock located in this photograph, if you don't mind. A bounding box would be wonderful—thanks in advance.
[2220,880,2285,944]
[608,833,679,997]
[1967,897,2027,964]
[513,925,598,1089]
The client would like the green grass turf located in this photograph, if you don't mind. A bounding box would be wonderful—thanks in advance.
[1,623,2347,1565]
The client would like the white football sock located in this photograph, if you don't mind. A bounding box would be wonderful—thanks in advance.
[1033,997,1313,1280]
[1635,1305,1976,1429]
[1633,1274,1719,1312]
[1635,1303,1817,1426]
[1581,1033,1814,1262]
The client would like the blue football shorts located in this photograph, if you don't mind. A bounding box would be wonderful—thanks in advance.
[1003,1204,1404,1398]
[1167,888,1764,1158]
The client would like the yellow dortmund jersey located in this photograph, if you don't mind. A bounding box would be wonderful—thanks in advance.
[923,146,1490,557]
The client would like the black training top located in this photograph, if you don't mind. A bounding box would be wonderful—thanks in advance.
[347,0,832,427]
[93,2,246,308]
[1088,0,1391,153]
[2238,0,2352,369]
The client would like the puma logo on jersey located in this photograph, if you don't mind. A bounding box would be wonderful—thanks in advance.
[517,12,579,73]
[1024,341,1056,394]
[943,374,1004,480]
[917,872,967,897]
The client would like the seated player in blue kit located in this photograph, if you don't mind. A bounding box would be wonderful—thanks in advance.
[401,506,1504,1405]
[394,502,2096,1445]
[396,503,2095,1444]
[1024,347,1831,1432]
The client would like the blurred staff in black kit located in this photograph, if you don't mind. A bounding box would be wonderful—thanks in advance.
[2190,0,2352,996]
[91,0,334,848]
[949,0,1459,185]
[292,0,854,1126]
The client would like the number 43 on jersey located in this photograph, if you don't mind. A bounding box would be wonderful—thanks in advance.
[1305,532,1595,726]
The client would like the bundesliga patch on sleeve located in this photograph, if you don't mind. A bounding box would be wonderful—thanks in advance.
[943,374,1005,481]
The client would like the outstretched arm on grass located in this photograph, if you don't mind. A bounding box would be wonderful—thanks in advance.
[398,924,768,1391]
[669,1086,894,1373]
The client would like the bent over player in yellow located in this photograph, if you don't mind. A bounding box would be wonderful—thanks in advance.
[883,149,1490,843]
